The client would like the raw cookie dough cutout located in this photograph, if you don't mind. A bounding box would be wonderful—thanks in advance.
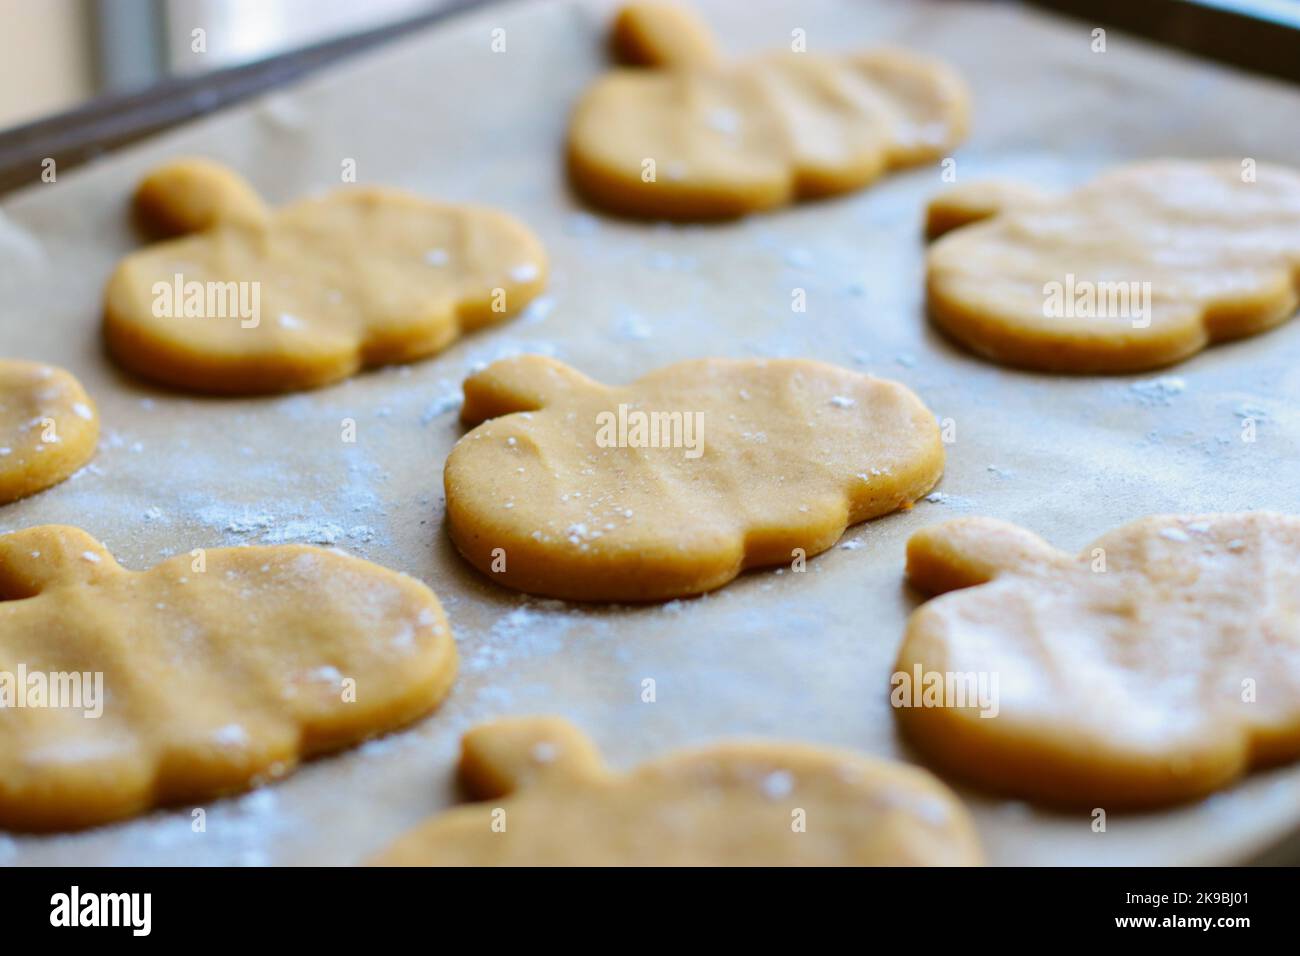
[567,2,970,219]
[105,158,548,394]
[924,160,1300,372]
[896,514,1300,809]
[444,355,944,601]
[370,716,982,865]
[0,525,456,831]
[0,360,98,504]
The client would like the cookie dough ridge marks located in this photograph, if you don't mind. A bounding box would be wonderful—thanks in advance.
[896,514,1300,808]
[567,2,970,220]
[924,160,1300,372]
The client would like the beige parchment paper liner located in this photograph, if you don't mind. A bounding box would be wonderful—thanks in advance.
[1,0,1298,864]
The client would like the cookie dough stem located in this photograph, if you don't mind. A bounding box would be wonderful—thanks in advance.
[906,517,1066,594]
[0,525,116,597]
[133,158,269,237]
[459,354,597,425]
[610,2,720,68]
[459,717,605,799]
[924,180,1047,239]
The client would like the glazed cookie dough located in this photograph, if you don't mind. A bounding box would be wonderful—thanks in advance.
[896,514,1300,809]
[370,716,982,865]
[444,355,944,601]
[0,361,98,504]
[105,158,548,394]
[925,160,1300,372]
[567,3,969,219]
[0,525,456,831]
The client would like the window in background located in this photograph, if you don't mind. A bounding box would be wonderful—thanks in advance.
[160,0,441,74]
[0,0,95,129]
[0,0,451,132]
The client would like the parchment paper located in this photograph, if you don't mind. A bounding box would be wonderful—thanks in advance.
[2,0,1299,866]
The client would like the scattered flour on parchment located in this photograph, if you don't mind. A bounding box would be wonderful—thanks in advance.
[613,310,653,341]
[191,505,378,548]
[421,380,464,423]
[1233,402,1268,421]
[565,212,599,237]
[1128,376,1186,406]
[461,600,577,674]
[463,339,560,375]
[521,295,555,325]
[925,491,974,507]
[137,785,296,867]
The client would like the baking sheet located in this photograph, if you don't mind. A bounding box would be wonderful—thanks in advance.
[2,0,1299,866]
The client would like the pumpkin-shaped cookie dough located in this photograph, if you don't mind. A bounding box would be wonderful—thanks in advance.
[371,717,982,865]
[444,354,944,601]
[105,159,548,394]
[0,525,455,830]
[924,160,1300,372]
[896,514,1300,808]
[568,3,970,219]
[0,360,98,504]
